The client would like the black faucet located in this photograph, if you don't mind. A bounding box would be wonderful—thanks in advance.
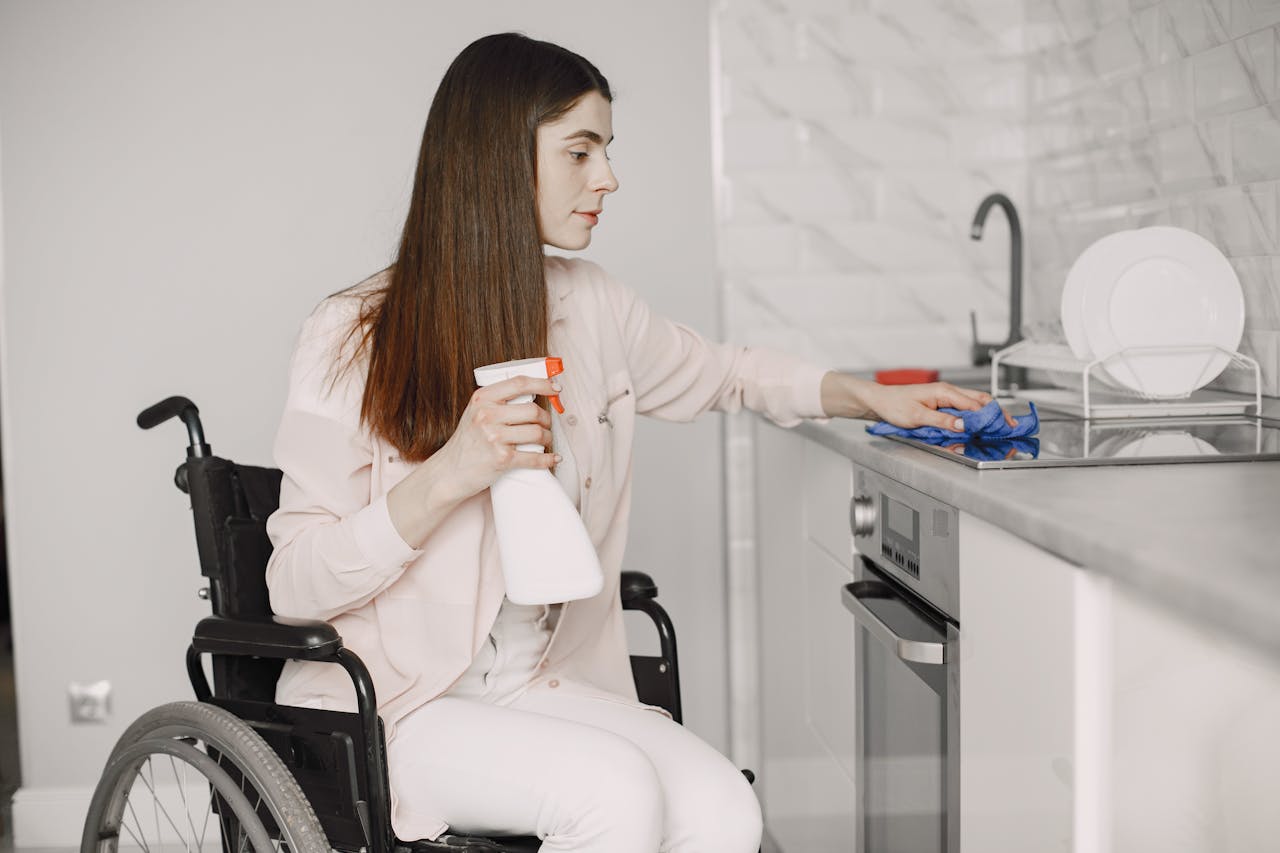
[969,192,1023,368]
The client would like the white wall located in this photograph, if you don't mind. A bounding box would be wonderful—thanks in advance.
[0,1,723,842]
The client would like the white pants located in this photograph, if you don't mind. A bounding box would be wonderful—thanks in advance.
[386,602,761,852]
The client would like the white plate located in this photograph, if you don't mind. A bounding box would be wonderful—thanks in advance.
[1078,226,1244,397]
[1060,230,1137,388]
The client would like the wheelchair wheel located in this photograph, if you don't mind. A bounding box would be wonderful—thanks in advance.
[82,701,329,853]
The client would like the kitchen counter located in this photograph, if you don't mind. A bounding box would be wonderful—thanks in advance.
[789,416,1280,660]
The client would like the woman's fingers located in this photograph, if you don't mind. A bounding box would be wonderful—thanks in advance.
[503,423,559,470]
[444,378,563,497]
[495,423,553,450]
[485,400,551,428]
[509,448,561,470]
[920,384,1020,428]
[918,405,966,432]
[930,383,989,410]
[474,374,560,405]
[955,385,993,406]
[944,385,1019,426]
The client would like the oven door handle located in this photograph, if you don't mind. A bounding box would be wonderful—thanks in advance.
[842,581,947,665]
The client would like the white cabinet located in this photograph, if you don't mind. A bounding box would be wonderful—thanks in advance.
[1100,580,1280,853]
[752,427,1280,853]
[958,512,1076,853]
[802,435,855,571]
[958,512,1280,853]
[756,425,857,852]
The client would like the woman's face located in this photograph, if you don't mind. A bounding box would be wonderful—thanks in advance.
[535,91,618,251]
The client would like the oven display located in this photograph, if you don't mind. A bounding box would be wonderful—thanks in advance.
[887,497,917,540]
[881,494,921,577]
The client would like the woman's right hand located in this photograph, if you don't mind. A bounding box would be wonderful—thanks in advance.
[431,375,561,501]
[386,375,561,549]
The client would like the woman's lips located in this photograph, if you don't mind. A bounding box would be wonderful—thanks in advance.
[575,211,600,226]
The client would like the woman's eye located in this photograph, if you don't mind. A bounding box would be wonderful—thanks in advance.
[569,151,588,161]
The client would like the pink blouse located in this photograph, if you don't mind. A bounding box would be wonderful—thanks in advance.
[264,255,830,830]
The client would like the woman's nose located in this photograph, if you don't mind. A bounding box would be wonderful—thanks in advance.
[594,160,619,194]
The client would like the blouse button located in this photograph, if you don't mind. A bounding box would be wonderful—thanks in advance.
[548,679,560,689]
[584,477,593,489]
[539,660,549,669]
[566,415,578,427]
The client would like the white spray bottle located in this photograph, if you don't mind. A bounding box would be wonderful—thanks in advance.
[473,356,604,605]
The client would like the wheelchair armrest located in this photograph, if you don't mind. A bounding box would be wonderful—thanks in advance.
[192,615,342,661]
[620,570,658,603]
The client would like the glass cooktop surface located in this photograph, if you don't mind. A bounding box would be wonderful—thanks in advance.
[885,415,1280,469]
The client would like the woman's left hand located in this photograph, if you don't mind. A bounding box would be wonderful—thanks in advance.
[820,372,1015,432]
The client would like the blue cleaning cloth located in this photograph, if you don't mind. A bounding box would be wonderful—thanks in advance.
[866,400,1039,443]
[958,436,1041,462]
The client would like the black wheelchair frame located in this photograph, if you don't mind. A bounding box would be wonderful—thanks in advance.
[115,395,693,853]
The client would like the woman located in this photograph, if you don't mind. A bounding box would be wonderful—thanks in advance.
[265,32,994,853]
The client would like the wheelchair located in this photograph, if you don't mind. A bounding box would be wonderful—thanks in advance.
[80,395,730,853]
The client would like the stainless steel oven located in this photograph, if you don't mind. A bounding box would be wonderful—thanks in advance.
[846,464,960,853]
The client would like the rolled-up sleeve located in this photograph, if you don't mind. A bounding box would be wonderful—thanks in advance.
[599,265,831,427]
[265,300,423,622]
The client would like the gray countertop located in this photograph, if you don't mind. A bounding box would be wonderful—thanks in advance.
[788,416,1280,660]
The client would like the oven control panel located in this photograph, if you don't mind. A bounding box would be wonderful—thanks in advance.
[850,464,959,618]
[880,492,922,577]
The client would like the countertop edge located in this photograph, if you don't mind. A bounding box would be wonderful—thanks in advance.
[781,417,1280,663]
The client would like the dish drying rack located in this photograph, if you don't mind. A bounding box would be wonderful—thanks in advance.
[990,340,1263,419]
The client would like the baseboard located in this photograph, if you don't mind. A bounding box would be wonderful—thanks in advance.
[11,785,93,848]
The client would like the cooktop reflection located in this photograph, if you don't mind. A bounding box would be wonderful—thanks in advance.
[884,415,1280,469]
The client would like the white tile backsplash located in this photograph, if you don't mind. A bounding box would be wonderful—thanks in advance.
[1229,0,1280,39]
[1129,61,1195,130]
[1233,256,1280,326]
[1195,183,1278,255]
[1193,41,1268,118]
[727,168,879,225]
[1233,103,1280,183]
[809,116,951,166]
[715,0,1280,395]
[732,66,875,118]
[1153,121,1230,193]
[1022,0,1280,397]
[718,14,805,67]
[1162,0,1232,61]
[722,117,804,167]
[717,0,1023,373]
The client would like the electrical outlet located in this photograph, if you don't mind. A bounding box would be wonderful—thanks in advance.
[69,680,111,724]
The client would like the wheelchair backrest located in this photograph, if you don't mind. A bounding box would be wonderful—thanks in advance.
[182,456,286,701]
[183,456,282,618]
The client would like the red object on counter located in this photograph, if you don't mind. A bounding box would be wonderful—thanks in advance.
[875,368,940,385]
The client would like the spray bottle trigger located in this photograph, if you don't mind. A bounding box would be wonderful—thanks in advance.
[545,357,565,414]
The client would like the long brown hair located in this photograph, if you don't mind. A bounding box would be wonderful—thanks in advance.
[345,33,611,461]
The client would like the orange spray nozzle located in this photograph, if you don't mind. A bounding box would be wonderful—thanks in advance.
[545,357,565,413]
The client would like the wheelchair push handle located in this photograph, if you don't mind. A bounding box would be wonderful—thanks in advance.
[137,395,212,458]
